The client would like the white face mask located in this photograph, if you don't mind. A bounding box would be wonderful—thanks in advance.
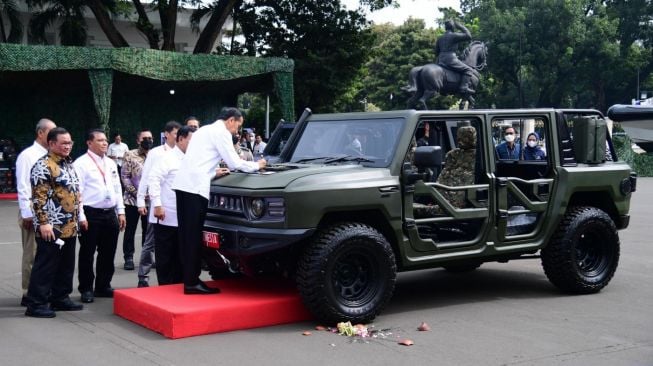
[527,140,537,148]
[504,134,515,143]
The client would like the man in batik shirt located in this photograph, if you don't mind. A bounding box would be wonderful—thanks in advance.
[25,127,84,318]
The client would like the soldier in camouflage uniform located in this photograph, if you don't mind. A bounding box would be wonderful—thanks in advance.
[414,125,477,218]
[437,125,477,207]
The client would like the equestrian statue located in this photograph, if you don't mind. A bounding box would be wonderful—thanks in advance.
[405,20,487,110]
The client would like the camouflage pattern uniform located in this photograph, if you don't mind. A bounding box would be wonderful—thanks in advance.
[414,125,477,218]
[438,125,477,207]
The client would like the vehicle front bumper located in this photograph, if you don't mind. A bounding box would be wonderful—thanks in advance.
[203,219,315,257]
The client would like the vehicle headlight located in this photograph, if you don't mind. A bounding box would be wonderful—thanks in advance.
[250,198,265,219]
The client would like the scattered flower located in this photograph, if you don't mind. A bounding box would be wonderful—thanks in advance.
[337,321,369,337]
[398,339,414,346]
[417,322,430,331]
[315,325,327,331]
[302,331,312,336]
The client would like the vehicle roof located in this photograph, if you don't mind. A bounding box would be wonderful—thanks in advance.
[307,109,602,121]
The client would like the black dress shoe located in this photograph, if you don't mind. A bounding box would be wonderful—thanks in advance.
[25,306,56,318]
[80,291,94,303]
[94,288,114,298]
[124,259,135,270]
[51,298,84,311]
[184,281,220,295]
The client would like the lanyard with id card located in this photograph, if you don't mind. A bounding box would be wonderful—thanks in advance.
[88,152,113,203]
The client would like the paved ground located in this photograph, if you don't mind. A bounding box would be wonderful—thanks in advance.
[1,179,652,366]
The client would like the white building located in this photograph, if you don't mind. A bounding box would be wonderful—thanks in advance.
[5,1,230,52]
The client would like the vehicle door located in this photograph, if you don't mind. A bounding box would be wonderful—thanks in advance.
[490,112,555,245]
[402,113,491,254]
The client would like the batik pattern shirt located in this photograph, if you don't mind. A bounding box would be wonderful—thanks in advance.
[121,148,146,206]
[31,152,81,239]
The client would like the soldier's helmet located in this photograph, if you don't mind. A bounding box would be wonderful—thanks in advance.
[457,125,477,150]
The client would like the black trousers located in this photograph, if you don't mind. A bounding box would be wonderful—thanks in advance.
[154,223,183,285]
[123,204,147,260]
[78,206,119,292]
[26,236,76,307]
[175,190,208,287]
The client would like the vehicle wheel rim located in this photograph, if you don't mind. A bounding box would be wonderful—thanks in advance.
[575,230,611,277]
[332,250,377,306]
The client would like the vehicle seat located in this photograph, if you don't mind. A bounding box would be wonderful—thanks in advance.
[436,125,477,209]
[413,125,477,218]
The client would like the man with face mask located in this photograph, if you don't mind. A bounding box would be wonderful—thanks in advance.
[135,121,181,287]
[495,126,521,160]
[120,129,154,271]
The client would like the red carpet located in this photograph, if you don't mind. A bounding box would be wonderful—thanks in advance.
[114,279,313,339]
[0,193,17,200]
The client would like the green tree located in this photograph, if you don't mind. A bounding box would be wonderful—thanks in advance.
[232,0,375,115]
[0,0,23,43]
[362,19,441,110]
[27,0,89,46]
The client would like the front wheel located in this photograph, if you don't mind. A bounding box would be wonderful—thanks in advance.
[297,223,396,324]
[541,206,620,294]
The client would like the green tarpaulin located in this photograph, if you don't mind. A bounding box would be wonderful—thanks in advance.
[0,43,294,151]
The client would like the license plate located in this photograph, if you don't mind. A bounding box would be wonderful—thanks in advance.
[202,231,220,249]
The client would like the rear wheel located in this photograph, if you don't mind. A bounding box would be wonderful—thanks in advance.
[297,223,396,324]
[541,206,620,294]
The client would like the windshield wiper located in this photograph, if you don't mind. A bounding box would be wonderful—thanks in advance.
[324,155,373,164]
[292,156,332,163]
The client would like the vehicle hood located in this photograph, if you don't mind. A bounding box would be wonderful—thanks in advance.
[211,164,381,190]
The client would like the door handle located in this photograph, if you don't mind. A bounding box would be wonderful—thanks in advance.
[379,186,399,194]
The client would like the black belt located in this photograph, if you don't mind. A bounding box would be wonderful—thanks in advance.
[84,206,116,214]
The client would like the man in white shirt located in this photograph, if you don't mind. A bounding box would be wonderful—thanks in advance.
[172,107,266,294]
[107,133,129,171]
[252,134,267,159]
[135,121,180,287]
[184,116,200,131]
[15,118,56,306]
[148,126,193,285]
[74,129,126,303]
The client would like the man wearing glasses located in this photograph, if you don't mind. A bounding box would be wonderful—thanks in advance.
[25,128,84,317]
[496,126,521,160]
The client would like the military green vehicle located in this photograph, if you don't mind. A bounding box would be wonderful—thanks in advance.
[202,108,636,324]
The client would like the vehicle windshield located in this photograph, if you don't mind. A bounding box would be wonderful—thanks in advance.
[289,118,404,167]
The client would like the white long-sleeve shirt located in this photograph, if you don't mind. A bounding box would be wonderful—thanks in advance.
[136,143,172,208]
[74,150,125,222]
[15,141,47,218]
[147,146,184,226]
[172,120,259,199]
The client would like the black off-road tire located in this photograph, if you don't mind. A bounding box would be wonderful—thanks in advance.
[541,206,620,294]
[297,223,397,324]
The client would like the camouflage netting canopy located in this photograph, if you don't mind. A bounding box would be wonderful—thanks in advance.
[0,43,294,153]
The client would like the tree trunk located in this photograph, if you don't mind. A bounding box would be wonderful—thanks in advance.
[87,0,129,47]
[160,0,178,51]
[132,0,159,49]
[193,0,239,54]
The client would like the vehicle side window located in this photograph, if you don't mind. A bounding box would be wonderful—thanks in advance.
[493,117,550,180]
[493,118,547,162]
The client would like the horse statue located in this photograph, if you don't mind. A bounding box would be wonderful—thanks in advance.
[405,41,488,110]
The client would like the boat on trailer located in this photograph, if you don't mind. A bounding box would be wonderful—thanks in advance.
[607,104,653,152]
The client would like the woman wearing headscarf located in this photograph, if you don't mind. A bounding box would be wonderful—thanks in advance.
[523,132,546,160]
